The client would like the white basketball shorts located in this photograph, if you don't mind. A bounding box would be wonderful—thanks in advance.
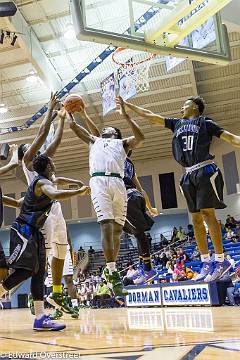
[43,201,68,253]
[90,176,127,226]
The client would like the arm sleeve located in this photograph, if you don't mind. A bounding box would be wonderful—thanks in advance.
[205,119,224,138]
[164,118,177,132]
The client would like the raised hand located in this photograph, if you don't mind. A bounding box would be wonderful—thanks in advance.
[48,92,60,110]
[116,96,126,115]
[57,107,67,120]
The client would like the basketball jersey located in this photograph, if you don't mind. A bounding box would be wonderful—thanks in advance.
[123,157,136,190]
[22,159,37,186]
[16,175,53,229]
[89,137,126,177]
[165,116,224,167]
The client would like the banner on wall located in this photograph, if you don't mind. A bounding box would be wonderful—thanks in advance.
[101,73,116,116]
[162,283,211,306]
[191,17,216,49]
[126,286,162,307]
[118,67,137,101]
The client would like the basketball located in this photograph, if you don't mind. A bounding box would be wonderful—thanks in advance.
[63,94,85,113]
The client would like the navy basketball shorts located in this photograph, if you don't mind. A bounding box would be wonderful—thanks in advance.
[180,164,226,213]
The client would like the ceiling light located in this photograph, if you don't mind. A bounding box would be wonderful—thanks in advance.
[26,71,39,83]
[64,24,76,40]
[0,105,8,113]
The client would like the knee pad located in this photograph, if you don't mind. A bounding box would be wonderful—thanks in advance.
[52,243,68,260]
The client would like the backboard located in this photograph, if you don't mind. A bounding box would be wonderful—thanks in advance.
[71,0,232,65]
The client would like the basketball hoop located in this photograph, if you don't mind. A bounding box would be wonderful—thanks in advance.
[112,48,156,93]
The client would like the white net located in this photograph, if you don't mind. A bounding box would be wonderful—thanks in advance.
[113,49,155,93]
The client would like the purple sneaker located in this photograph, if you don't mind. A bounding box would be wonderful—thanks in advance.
[204,260,231,282]
[33,315,66,331]
[194,261,214,281]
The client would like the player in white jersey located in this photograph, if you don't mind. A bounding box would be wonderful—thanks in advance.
[18,93,87,315]
[68,102,144,296]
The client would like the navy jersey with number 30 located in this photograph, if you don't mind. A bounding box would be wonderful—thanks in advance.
[165,116,224,167]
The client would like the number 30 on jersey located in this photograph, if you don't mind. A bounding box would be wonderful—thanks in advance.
[182,135,194,151]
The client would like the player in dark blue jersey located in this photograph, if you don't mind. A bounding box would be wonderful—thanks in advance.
[122,95,240,282]
[123,153,158,284]
[0,144,19,282]
[0,155,90,331]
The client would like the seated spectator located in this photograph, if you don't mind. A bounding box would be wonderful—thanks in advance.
[218,220,226,237]
[226,267,240,306]
[225,215,237,230]
[186,224,194,240]
[225,227,235,240]
[88,246,95,259]
[176,226,186,243]
[225,254,235,268]
[176,247,189,266]
[159,252,168,268]
[160,234,168,247]
[191,247,200,261]
[167,261,175,275]
[125,263,136,279]
[78,246,85,261]
[173,264,195,282]
[171,227,178,243]
[93,280,112,308]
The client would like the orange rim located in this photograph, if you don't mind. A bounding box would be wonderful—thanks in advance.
[112,47,156,67]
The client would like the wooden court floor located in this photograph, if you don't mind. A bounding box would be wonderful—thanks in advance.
[0,307,240,359]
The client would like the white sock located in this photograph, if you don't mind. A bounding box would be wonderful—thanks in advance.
[34,301,45,319]
[215,253,224,262]
[106,262,116,274]
[201,254,210,262]
[71,299,78,307]
[0,284,7,298]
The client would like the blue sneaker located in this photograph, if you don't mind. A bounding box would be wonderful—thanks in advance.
[204,260,231,282]
[33,315,66,331]
[194,261,214,281]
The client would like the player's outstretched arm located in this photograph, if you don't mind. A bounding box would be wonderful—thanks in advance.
[2,195,24,208]
[0,145,18,176]
[68,113,95,144]
[116,97,144,150]
[23,92,60,167]
[132,175,158,217]
[53,176,84,187]
[44,108,66,158]
[37,179,90,200]
[77,108,100,137]
[123,99,165,126]
[220,131,240,148]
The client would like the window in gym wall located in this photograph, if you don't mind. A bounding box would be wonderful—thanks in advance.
[138,175,155,207]
[222,151,239,195]
[159,172,178,209]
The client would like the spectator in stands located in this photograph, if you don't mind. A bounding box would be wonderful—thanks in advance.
[176,247,189,267]
[225,227,235,240]
[78,246,85,261]
[160,234,168,247]
[225,254,235,268]
[159,252,168,268]
[176,226,186,243]
[125,263,136,279]
[171,227,178,242]
[186,224,194,240]
[93,280,112,308]
[167,261,175,275]
[173,264,195,281]
[225,215,237,230]
[226,267,240,306]
[88,246,95,259]
[191,247,200,261]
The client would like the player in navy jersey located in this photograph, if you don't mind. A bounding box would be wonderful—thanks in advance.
[123,152,158,284]
[121,95,240,282]
[0,155,90,331]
